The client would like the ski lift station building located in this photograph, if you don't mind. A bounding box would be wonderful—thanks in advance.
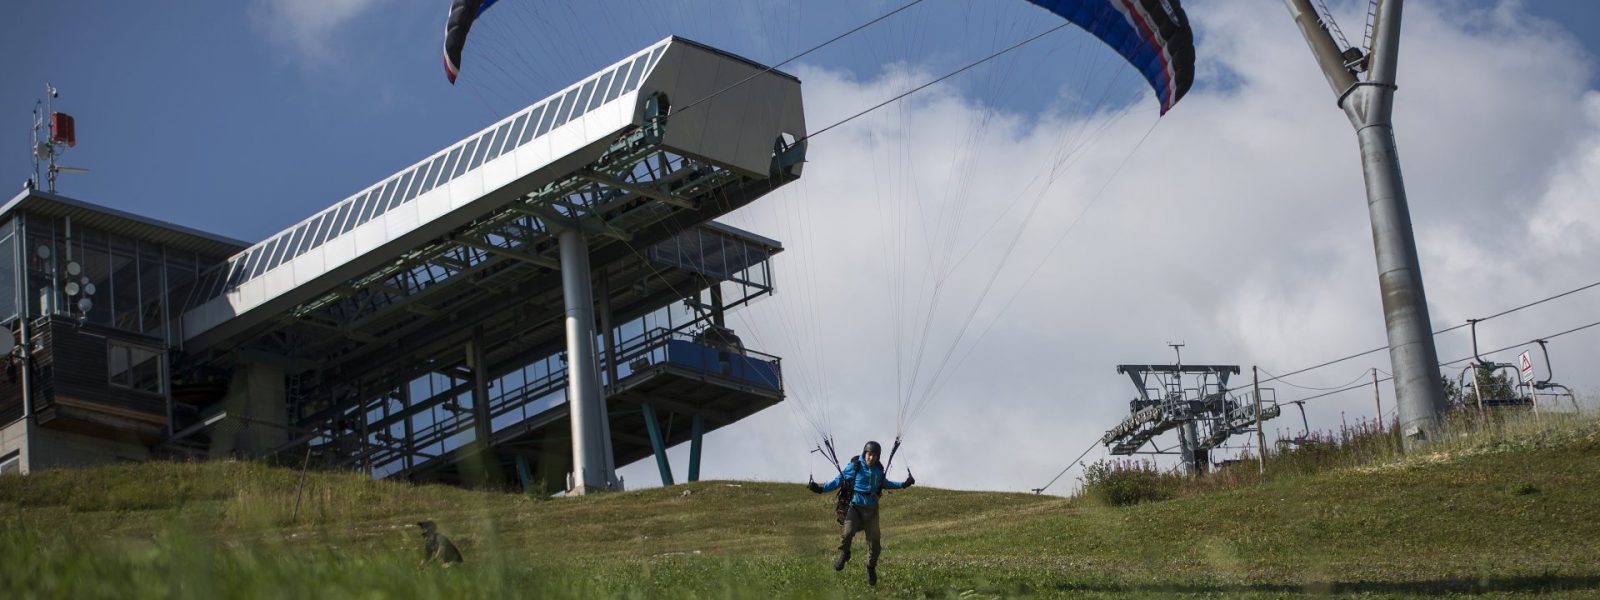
[0,37,807,494]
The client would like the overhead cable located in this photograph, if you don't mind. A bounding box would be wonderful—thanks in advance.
[1256,277,1600,388]
[673,0,930,116]
[802,20,1074,142]
[1283,316,1600,405]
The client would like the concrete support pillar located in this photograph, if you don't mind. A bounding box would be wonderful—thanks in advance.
[468,327,491,446]
[687,413,704,482]
[641,402,673,486]
[596,269,618,478]
[400,381,415,471]
[212,363,287,458]
[515,454,534,494]
[559,229,615,494]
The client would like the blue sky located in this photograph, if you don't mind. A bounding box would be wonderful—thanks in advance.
[3,1,1595,245]
[5,1,1600,489]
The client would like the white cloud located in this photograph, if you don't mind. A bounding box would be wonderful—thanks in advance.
[250,0,395,66]
[617,1,1600,494]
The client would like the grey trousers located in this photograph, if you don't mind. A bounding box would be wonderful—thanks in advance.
[839,504,881,567]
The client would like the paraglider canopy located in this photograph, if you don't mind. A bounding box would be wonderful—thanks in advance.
[1024,0,1195,114]
[443,0,500,84]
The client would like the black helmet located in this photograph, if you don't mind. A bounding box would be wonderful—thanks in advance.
[863,441,882,456]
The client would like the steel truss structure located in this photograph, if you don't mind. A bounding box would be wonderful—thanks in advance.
[167,91,804,487]
[1100,362,1280,474]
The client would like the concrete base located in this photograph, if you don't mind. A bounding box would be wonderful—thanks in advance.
[210,363,289,459]
[0,417,151,475]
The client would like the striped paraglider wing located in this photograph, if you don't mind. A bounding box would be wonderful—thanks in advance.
[443,0,501,84]
[1025,0,1195,114]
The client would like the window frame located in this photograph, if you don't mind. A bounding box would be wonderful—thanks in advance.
[106,340,164,395]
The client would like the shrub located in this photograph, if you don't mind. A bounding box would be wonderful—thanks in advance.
[1081,459,1178,506]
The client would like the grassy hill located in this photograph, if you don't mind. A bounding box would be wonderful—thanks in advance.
[3,414,1598,599]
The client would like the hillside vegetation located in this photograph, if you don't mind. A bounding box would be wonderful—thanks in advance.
[2,413,1598,599]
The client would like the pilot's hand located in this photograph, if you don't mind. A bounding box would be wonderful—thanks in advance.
[903,473,916,488]
[807,481,823,494]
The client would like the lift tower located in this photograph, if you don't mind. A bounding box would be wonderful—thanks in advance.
[1283,0,1446,447]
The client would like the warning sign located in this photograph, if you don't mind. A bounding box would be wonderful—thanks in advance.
[1518,351,1535,383]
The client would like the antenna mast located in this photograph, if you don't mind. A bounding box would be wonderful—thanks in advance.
[29,83,84,193]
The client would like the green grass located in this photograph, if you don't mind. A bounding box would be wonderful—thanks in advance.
[3,412,1599,599]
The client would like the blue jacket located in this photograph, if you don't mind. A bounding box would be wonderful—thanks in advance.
[819,456,905,507]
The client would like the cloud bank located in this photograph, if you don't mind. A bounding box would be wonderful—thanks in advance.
[614,1,1600,494]
[249,0,395,66]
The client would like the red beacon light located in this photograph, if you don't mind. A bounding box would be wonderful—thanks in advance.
[50,112,76,148]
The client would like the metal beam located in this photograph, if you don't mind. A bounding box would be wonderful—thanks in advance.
[641,402,674,486]
[614,394,733,424]
[469,328,492,446]
[687,413,704,482]
[580,169,696,209]
[456,238,559,269]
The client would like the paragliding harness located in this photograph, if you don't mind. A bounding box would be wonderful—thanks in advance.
[833,457,889,526]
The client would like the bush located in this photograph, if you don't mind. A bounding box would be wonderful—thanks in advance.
[1081,459,1178,506]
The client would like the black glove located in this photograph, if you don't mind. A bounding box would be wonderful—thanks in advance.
[903,473,915,488]
[807,481,823,494]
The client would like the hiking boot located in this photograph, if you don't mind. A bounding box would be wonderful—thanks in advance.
[866,565,877,586]
[833,551,850,571]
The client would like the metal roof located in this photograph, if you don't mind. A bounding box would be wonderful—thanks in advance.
[1,188,249,259]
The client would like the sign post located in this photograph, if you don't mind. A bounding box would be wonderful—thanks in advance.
[1518,351,1540,419]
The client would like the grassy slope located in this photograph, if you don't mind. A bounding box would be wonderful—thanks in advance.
[2,416,1598,599]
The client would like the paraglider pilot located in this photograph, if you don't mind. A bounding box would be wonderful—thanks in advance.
[807,440,914,586]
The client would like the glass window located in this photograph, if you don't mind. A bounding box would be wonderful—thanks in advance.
[400,165,425,203]
[622,57,647,93]
[366,178,400,222]
[346,190,375,234]
[588,72,614,111]
[108,342,128,385]
[311,209,337,248]
[285,223,310,261]
[108,342,162,394]
[553,88,580,126]
[273,230,298,268]
[138,245,163,335]
[421,154,448,193]
[165,253,197,342]
[250,238,280,278]
[397,167,425,207]
[571,80,597,120]
[262,236,291,276]
[111,245,139,332]
[520,106,545,145]
[505,112,530,153]
[295,217,322,256]
[439,145,466,185]
[332,197,358,237]
[647,44,666,70]
[340,192,370,235]
[534,100,559,137]
[0,452,18,476]
[0,230,15,321]
[388,170,417,211]
[452,139,479,179]
[467,132,494,171]
[80,231,112,326]
[227,253,251,288]
[603,65,628,103]
[486,121,514,161]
